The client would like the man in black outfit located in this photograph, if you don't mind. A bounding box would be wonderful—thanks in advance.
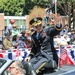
[24,15,62,75]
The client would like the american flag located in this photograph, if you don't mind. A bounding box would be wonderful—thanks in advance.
[60,48,67,60]
[56,45,75,65]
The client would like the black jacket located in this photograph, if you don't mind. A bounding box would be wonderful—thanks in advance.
[29,24,62,61]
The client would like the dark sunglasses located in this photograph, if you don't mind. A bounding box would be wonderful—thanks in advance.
[35,24,42,28]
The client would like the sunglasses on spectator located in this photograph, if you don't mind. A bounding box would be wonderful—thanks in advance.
[9,67,15,69]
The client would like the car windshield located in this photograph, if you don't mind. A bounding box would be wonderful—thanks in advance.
[0,59,6,68]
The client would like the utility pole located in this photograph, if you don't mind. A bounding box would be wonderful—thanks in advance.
[55,0,57,14]
[52,0,57,14]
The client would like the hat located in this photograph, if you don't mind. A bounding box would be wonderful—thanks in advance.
[29,17,42,27]
[12,24,17,28]
[10,19,15,24]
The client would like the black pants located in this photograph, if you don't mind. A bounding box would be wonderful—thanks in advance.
[29,55,48,72]
[53,51,58,65]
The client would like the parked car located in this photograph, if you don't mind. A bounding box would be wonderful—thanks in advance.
[0,58,14,75]
[0,58,75,75]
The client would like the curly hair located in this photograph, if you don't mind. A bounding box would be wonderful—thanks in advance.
[14,60,26,75]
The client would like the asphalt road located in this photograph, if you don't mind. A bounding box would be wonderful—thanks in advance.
[44,65,75,75]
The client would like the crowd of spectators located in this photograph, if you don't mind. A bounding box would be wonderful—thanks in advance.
[1,16,75,75]
[2,19,33,50]
[1,18,75,50]
[54,24,75,47]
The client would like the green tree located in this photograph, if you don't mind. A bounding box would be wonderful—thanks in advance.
[56,0,75,29]
[0,0,25,16]
[0,0,52,16]
[23,0,51,15]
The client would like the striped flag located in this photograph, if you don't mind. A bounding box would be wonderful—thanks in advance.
[60,48,67,60]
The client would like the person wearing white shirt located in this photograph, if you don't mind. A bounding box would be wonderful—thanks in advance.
[5,19,15,35]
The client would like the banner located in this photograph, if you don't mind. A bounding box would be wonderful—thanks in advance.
[0,45,75,65]
[0,48,31,61]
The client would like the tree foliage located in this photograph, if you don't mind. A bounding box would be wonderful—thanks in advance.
[0,0,75,17]
[0,0,25,16]
[57,0,75,29]
[0,0,51,16]
[23,0,51,15]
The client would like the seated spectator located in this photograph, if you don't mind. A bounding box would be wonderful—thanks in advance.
[69,33,75,45]
[60,24,69,36]
[12,35,20,49]
[68,29,75,40]
[63,34,70,44]
[3,33,14,50]
[20,31,27,41]
[24,30,33,50]
[13,31,26,49]
[25,30,32,40]
[24,38,33,49]
[54,33,68,46]
[8,60,26,75]
[18,37,26,49]
[12,24,20,36]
